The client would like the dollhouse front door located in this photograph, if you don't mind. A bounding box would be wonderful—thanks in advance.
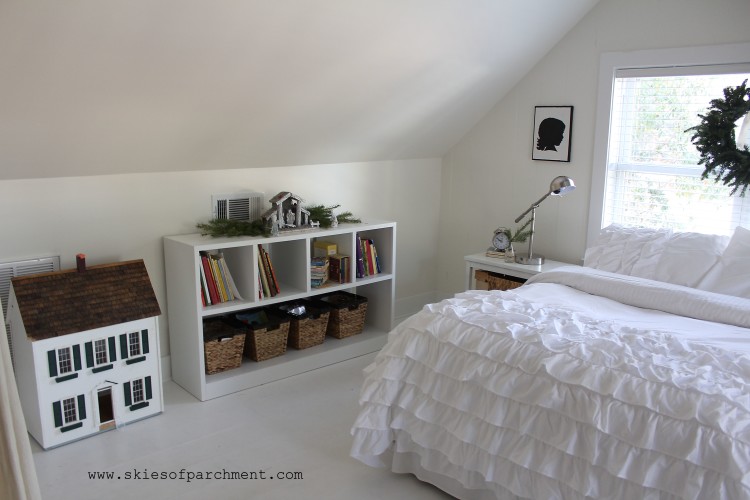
[97,387,116,431]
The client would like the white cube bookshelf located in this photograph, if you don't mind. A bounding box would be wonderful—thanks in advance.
[164,221,396,401]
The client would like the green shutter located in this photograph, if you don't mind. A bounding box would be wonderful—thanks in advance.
[145,376,152,400]
[124,382,132,406]
[120,334,129,359]
[77,394,86,420]
[85,342,94,368]
[141,330,150,354]
[52,401,63,427]
[47,350,58,377]
[72,344,82,371]
[108,336,117,361]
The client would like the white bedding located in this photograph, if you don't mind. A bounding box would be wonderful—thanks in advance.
[350,267,750,499]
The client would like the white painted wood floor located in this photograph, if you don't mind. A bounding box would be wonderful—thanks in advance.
[32,352,453,500]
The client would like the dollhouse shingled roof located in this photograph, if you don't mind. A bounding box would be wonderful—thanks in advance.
[11,259,161,341]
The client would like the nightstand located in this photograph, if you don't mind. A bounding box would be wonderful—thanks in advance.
[464,253,571,291]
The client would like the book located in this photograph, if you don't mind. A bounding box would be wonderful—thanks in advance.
[328,254,349,283]
[264,246,281,295]
[355,236,366,278]
[311,256,329,288]
[200,253,220,304]
[258,253,271,298]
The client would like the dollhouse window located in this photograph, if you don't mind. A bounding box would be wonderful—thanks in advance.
[128,332,141,357]
[52,394,86,430]
[47,345,82,380]
[57,347,73,374]
[62,397,77,424]
[132,379,145,404]
[124,376,153,410]
[94,339,108,365]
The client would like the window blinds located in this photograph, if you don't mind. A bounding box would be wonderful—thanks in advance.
[605,66,750,235]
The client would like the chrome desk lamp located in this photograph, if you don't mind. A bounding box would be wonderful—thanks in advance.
[514,176,575,265]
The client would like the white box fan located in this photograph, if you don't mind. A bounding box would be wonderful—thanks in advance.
[211,191,264,221]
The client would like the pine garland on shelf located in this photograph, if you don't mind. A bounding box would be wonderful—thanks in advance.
[305,204,361,228]
[196,204,361,237]
[196,218,270,238]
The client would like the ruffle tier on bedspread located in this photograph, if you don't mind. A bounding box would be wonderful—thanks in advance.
[350,291,750,500]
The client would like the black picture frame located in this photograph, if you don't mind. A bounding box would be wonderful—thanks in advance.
[532,106,573,162]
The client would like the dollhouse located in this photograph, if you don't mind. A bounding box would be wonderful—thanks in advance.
[7,255,163,449]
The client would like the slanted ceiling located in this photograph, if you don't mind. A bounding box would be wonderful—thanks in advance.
[0,0,599,180]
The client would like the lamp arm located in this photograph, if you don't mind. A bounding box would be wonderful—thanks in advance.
[514,192,550,223]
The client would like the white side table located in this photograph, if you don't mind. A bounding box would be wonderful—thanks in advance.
[464,253,571,290]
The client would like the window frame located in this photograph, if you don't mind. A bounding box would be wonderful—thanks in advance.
[128,331,141,357]
[57,347,73,375]
[587,42,750,247]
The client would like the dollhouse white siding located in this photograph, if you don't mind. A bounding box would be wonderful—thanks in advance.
[7,258,163,449]
[9,303,162,449]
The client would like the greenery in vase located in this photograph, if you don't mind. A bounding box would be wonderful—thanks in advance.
[503,218,533,243]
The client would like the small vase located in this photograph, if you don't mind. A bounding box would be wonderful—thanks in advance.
[504,245,515,263]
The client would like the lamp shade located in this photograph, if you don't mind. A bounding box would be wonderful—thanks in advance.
[549,176,575,196]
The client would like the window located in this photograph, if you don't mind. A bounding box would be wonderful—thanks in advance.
[588,43,750,246]
[128,331,141,357]
[62,397,78,424]
[47,345,82,380]
[124,376,153,410]
[131,379,145,404]
[52,394,86,430]
[94,339,108,365]
[57,347,72,374]
[606,70,750,234]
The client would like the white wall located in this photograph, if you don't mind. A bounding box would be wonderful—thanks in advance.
[0,159,443,363]
[436,0,750,296]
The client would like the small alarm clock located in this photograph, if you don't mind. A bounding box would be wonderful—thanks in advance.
[489,227,511,252]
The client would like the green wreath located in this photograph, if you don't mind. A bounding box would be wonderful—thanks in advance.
[686,79,750,196]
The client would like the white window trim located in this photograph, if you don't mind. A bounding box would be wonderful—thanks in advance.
[128,331,141,357]
[93,338,109,366]
[57,347,73,375]
[588,42,750,248]
[62,397,79,424]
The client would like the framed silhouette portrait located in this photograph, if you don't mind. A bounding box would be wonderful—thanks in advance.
[532,106,573,162]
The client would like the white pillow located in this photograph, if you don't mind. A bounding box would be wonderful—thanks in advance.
[697,226,750,298]
[652,231,730,288]
[584,225,671,277]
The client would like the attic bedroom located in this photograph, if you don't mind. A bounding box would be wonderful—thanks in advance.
[2,0,749,499]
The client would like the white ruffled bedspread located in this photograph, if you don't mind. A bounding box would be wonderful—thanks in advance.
[350,267,750,499]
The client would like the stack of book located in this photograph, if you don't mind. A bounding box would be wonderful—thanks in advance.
[356,236,382,278]
[328,254,351,283]
[310,257,329,288]
[257,244,281,298]
[199,251,243,306]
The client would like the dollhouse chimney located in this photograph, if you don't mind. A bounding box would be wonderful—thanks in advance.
[76,254,86,273]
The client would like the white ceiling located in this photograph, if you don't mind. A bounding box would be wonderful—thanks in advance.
[0,0,600,179]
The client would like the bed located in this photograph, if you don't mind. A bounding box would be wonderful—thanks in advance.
[350,226,750,499]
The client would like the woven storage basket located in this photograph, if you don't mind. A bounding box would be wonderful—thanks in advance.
[273,300,331,350]
[203,317,245,375]
[234,309,290,362]
[315,291,368,339]
[474,270,525,291]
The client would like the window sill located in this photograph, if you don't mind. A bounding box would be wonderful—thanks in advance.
[125,356,146,365]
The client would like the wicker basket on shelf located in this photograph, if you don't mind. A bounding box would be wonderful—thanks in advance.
[203,318,245,375]
[474,270,525,291]
[314,291,368,339]
[273,300,331,350]
[233,309,290,362]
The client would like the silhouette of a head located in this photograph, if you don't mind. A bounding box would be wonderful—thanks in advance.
[536,118,566,151]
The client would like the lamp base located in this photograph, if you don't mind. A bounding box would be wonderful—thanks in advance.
[515,254,545,266]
